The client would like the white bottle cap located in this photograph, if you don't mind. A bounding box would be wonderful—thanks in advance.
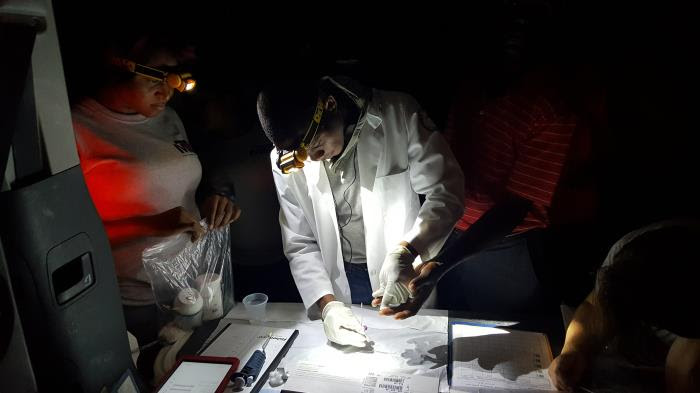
[173,288,203,316]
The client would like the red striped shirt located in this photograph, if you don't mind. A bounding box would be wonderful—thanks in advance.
[447,93,576,233]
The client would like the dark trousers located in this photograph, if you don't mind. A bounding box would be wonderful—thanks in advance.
[344,262,374,305]
[437,229,553,314]
[123,304,162,347]
[122,304,165,386]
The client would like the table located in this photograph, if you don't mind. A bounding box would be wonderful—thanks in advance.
[180,303,565,393]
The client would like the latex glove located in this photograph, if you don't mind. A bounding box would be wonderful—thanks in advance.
[321,301,368,347]
[379,260,443,320]
[372,245,416,310]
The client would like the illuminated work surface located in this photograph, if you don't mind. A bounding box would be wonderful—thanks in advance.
[194,303,555,393]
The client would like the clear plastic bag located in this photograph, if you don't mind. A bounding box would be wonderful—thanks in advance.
[142,220,234,329]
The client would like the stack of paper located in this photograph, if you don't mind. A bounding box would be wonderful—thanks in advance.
[450,322,555,392]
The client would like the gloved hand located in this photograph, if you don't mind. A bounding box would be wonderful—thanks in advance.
[379,261,444,320]
[321,301,368,347]
[372,245,417,310]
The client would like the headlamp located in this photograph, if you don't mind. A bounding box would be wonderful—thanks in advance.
[277,98,325,174]
[111,57,196,92]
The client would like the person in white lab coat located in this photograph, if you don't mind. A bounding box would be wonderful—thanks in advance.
[256,77,464,347]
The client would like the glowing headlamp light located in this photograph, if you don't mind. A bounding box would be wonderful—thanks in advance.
[112,57,196,93]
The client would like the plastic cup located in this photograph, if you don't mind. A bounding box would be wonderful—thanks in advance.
[242,293,268,322]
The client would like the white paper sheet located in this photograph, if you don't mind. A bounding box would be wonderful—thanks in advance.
[273,321,449,391]
[223,302,308,322]
[222,303,449,333]
[351,305,448,333]
[450,323,554,392]
[284,361,440,393]
[157,361,231,393]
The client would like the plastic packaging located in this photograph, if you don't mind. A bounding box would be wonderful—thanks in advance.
[142,220,233,329]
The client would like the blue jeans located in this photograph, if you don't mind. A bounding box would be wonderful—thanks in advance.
[344,262,374,305]
[437,229,549,314]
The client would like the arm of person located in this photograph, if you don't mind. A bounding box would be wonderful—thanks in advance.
[316,294,336,312]
[271,154,368,346]
[665,337,700,393]
[182,118,241,230]
[548,290,613,391]
[197,167,241,229]
[371,95,465,311]
[379,193,532,318]
[400,95,465,263]
[103,206,204,247]
[270,152,334,315]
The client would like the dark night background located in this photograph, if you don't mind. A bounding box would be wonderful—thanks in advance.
[53,1,699,308]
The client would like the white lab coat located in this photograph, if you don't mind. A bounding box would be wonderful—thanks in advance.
[271,89,465,315]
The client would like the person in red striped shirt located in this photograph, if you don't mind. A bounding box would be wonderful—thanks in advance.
[436,65,583,314]
[455,92,575,233]
[379,64,604,320]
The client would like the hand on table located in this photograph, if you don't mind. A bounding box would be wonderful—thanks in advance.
[322,301,369,347]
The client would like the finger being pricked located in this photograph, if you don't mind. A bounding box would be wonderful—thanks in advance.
[379,298,421,320]
[385,279,436,320]
[408,261,442,291]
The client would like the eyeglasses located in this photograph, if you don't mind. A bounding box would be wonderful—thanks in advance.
[276,98,325,174]
[111,57,196,92]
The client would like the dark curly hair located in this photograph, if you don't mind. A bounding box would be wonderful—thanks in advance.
[256,79,322,151]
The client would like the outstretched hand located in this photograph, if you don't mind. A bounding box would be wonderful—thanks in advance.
[372,261,444,320]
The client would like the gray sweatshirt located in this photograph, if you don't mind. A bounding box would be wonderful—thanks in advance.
[72,98,202,305]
